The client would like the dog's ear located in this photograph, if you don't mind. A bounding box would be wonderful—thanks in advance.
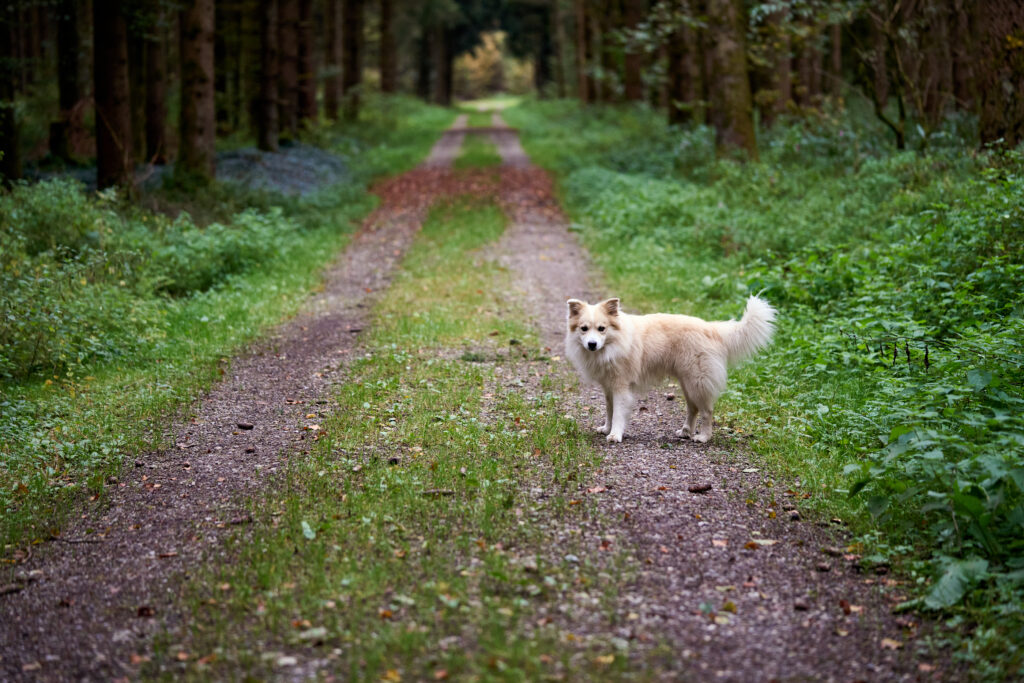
[567,299,584,319]
[603,298,620,316]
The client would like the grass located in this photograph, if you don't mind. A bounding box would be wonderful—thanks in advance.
[0,97,455,550]
[155,198,628,680]
[506,97,1024,677]
[454,133,502,169]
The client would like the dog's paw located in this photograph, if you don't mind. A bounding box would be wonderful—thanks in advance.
[692,432,710,443]
[606,432,623,443]
[600,422,611,435]
[675,427,690,439]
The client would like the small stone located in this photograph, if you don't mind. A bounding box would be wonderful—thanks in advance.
[276,656,298,667]
[822,546,843,557]
[794,599,810,611]
[788,510,801,521]
[564,554,580,564]
[245,447,255,453]
[387,456,400,465]
[665,393,675,401]
[688,483,713,494]
[134,460,144,468]
[816,562,832,572]
[237,422,254,430]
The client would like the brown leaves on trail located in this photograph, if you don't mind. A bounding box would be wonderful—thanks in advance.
[365,166,565,235]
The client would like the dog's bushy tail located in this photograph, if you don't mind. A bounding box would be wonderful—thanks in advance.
[721,295,776,366]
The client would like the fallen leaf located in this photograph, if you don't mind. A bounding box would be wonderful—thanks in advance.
[379,609,393,619]
[176,651,190,661]
[722,601,737,613]
[880,638,903,650]
[433,670,449,680]
[836,628,850,637]
[712,539,728,548]
[594,654,615,665]
[713,615,730,625]
[586,486,607,494]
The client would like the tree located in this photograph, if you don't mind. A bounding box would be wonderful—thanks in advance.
[975,2,1024,147]
[146,3,169,163]
[622,0,643,100]
[705,0,757,158]
[258,0,280,150]
[0,3,20,183]
[49,0,82,162]
[324,0,341,117]
[574,0,589,102]
[297,0,317,122]
[278,0,299,136]
[666,2,701,125]
[380,0,397,93]
[94,0,135,189]
[179,0,216,179]
[342,0,364,118]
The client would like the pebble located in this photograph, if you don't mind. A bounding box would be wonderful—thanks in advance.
[237,422,255,430]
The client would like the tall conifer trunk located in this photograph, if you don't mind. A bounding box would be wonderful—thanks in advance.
[146,5,168,163]
[342,0,364,119]
[706,0,757,159]
[179,0,216,179]
[297,0,317,122]
[258,0,280,150]
[278,0,299,136]
[380,0,397,93]
[94,0,134,189]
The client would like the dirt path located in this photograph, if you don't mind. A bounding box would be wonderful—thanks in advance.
[0,126,473,681]
[487,113,935,681]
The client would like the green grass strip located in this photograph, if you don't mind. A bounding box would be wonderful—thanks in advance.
[454,133,503,170]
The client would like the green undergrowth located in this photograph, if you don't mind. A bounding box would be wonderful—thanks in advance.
[508,98,1024,676]
[0,97,455,550]
[161,199,626,680]
[454,133,503,170]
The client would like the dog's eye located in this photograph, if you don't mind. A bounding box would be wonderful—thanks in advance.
[580,325,589,332]
[598,326,606,332]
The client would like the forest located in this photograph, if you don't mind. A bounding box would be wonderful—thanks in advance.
[1,0,1023,680]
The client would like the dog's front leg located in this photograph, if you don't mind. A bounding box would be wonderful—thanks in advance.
[600,387,614,435]
[606,389,634,443]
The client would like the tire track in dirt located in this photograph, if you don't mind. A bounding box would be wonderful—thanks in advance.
[487,113,941,681]
[0,120,483,681]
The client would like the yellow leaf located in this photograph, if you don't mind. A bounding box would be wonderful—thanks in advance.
[381,670,402,682]
[595,654,615,665]
[880,638,903,650]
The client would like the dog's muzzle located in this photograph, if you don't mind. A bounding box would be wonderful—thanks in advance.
[587,340,598,350]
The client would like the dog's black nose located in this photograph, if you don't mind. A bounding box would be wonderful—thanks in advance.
[587,340,597,350]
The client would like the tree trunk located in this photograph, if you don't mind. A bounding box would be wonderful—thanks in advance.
[667,8,701,125]
[278,0,299,136]
[763,5,790,126]
[297,0,317,122]
[179,0,216,180]
[0,4,20,183]
[828,23,842,101]
[795,24,822,108]
[50,0,81,162]
[976,1,1024,147]
[258,0,280,151]
[146,5,168,163]
[706,0,757,159]
[869,12,888,108]
[128,32,147,161]
[552,0,566,97]
[94,0,134,189]
[534,4,554,95]
[921,5,953,127]
[574,0,589,102]
[623,0,643,101]
[380,0,397,93]
[324,0,340,118]
[416,28,430,100]
[342,0,364,119]
[430,24,449,105]
[950,0,974,110]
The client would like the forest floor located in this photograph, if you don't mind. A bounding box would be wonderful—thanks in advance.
[0,116,948,680]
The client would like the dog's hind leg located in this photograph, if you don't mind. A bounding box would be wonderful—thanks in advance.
[675,397,698,439]
[600,387,614,435]
[606,389,634,443]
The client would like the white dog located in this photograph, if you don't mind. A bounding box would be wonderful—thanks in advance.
[565,296,776,443]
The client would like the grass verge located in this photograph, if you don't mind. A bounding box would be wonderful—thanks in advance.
[157,198,629,680]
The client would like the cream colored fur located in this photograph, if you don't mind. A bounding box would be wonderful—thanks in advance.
[565,296,776,443]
